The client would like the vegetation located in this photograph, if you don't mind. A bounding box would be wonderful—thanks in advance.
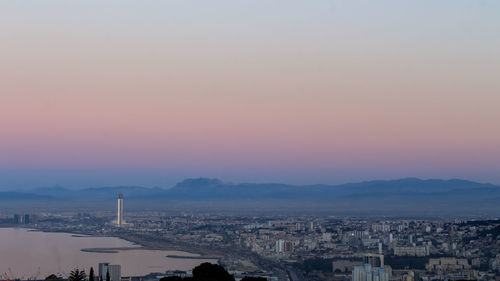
[45,274,61,281]
[192,263,235,281]
[89,267,95,281]
[68,269,86,281]
[159,277,184,281]
[44,263,264,281]
[158,263,266,281]
[294,258,334,273]
[385,256,428,270]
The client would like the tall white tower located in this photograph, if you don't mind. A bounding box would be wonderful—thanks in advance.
[117,193,124,226]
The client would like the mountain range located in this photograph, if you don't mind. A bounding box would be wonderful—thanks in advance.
[1,177,499,215]
[0,177,497,203]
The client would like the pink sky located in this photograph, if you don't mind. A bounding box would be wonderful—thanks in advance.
[1,1,499,188]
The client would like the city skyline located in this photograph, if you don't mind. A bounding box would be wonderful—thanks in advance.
[1,1,499,189]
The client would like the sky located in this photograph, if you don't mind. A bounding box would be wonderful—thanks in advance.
[1,1,499,189]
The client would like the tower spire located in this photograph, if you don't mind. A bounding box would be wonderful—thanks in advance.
[117,194,124,226]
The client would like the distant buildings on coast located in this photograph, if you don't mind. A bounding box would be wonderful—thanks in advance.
[3,213,37,225]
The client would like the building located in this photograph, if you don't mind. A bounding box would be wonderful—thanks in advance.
[117,194,124,226]
[163,271,192,278]
[276,239,285,253]
[393,245,429,256]
[13,214,31,224]
[99,263,109,280]
[372,224,390,232]
[364,254,384,267]
[491,254,500,271]
[108,265,121,281]
[426,257,470,274]
[309,222,314,231]
[332,260,363,273]
[295,222,304,231]
[352,264,389,281]
[99,263,121,281]
[13,214,21,224]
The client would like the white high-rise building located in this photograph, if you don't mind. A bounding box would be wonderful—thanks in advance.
[276,239,285,253]
[117,194,124,226]
[353,264,389,281]
[98,263,121,281]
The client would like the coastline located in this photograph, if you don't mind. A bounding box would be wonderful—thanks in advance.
[31,227,223,260]
[112,233,224,258]
[166,255,221,260]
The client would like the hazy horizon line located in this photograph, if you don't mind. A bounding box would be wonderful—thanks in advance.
[4,176,499,192]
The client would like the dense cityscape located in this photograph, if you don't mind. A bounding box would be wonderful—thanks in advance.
[1,195,499,281]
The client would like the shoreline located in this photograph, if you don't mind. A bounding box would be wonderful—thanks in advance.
[166,255,221,260]
[31,227,223,260]
[114,235,224,259]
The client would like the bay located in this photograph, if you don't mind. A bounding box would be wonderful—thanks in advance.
[0,228,216,278]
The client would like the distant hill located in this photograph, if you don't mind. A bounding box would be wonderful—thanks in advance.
[0,191,52,201]
[24,177,500,200]
[7,177,500,215]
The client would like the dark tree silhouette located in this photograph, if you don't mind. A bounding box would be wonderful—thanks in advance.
[159,277,184,281]
[69,268,86,281]
[45,274,60,281]
[241,278,267,281]
[192,263,234,281]
[89,267,95,281]
[106,269,110,281]
[155,264,265,281]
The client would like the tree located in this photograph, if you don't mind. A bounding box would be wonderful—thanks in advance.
[192,263,234,281]
[69,268,86,281]
[89,267,95,281]
[45,274,60,281]
[159,277,183,281]
[106,269,110,281]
